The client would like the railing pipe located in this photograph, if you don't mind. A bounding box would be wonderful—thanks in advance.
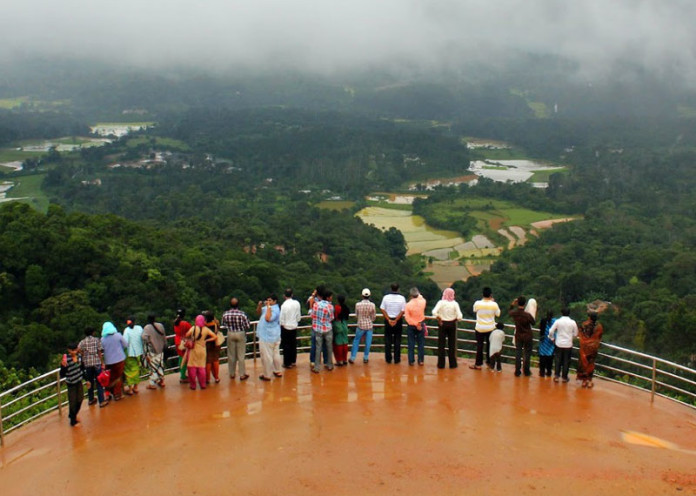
[0,397,4,447]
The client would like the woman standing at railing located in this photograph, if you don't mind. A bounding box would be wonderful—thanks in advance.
[101,321,127,402]
[577,312,604,388]
[432,288,463,369]
[185,315,217,390]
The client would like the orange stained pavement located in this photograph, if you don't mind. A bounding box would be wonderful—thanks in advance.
[1,356,695,496]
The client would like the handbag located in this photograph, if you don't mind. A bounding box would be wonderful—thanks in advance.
[215,330,225,347]
[97,369,110,387]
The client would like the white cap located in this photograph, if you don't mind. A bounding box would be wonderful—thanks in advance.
[361,288,371,297]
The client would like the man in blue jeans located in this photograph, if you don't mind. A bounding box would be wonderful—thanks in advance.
[350,288,376,364]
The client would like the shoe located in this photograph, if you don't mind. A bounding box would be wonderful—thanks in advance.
[581,380,588,388]
[229,375,235,380]
[99,401,109,408]
[349,358,355,364]
[562,378,569,383]
[588,381,594,389]
[363,359,369,364]
[312,368,320,374]
[240,374,250,381]
[88,399,97,406]
[514,371,522,377]
[146,385,157,390]
[496,368,502,372]
[524,371,532,377]
[539,372,545,377]
[310,362,315,368]
[553,376,560,382]
[273,372,283,378]
[258,375,271,381]
[326,367,334,371]
[180,379,189,383]
[449,364,458,369]
[409,362,415,366]
[124,390,133,396]
[418,361,424,366]
[215,378,220,383]
[469,365,482,370]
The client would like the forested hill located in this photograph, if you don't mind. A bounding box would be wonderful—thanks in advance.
[0,201,436,372]
[441,138,696,364]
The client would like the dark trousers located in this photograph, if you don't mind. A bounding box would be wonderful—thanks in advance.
[407,324,425,364]
[67,382,84,425]
[474,331,491,366]
[384,318,403,364]
[281,327,297,367]
[554,347,572,379]
[539,355,553,376]
[490,352,502,370]
[515,338,533,375]
[437,320,458,368]
[84,365,105,404]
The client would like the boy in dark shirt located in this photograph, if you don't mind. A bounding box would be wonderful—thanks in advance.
[60,343,90,427]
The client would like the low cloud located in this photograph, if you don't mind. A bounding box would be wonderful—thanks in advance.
[2,0,695,84]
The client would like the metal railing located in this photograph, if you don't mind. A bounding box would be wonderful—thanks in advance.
[2,315,695,446]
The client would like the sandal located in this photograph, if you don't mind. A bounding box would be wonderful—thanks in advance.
[146,385,157,390]
[273,372,283,378]
[258,375,271,381]
[469,365,482,370]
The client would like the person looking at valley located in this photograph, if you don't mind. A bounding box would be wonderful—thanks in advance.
[508,296,535,377]
[350,288,376,364]
[222,298,251,381]
[472,287,500,370]
[380,283,406,364]
[432,288,463,369]
[548,308,578,383]
[577,312,604,388]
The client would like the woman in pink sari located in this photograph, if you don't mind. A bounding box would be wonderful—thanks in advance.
[577,312,604,388]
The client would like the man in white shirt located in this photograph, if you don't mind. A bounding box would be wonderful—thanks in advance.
[279,287,302,369]
[548,308,578,383]
[379,283,406,364]
[472,287,501,370]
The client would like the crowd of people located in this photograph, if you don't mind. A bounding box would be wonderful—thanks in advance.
[59,284,604,427]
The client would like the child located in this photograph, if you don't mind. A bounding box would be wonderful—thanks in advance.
[60,343,90,427]
[537,310,556,377]
[488,322,506,372]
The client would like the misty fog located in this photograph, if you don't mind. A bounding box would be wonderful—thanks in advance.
[2,0,696,85]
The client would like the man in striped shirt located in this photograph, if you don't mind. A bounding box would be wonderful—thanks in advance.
[60,343,90,426]
[472,287,501,369]
[309,287,335,373]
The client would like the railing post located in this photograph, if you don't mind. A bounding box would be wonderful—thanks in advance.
[0,396,5,447]
[56,370,63,417]
[253,323,257,365]
[651,358,657,404]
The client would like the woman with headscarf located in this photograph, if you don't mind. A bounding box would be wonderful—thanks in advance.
[184,315,217,390]
[122,316,144,395]
[101,321,127,402]
[173,309,192,383]
[577,312,604,388]
[431,288,463,369]
[203,310,222,384]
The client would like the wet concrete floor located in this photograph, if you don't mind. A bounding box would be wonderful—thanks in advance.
[1,356,695,495]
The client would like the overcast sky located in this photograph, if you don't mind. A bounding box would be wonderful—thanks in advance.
[2,0,695,84]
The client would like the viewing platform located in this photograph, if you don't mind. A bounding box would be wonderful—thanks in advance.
[1,319,695,495]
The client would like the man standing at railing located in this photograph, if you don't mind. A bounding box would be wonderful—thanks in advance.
[350,288,376,364]
[222,297,251,381]
[380,283,406,364]
[280,288,302,369]
[309,286,334,373]
[471,287,500,370]
[509,296,536,377]
[405,287,427,366]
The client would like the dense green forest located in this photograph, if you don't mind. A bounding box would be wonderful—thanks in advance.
[0,200,437,372]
